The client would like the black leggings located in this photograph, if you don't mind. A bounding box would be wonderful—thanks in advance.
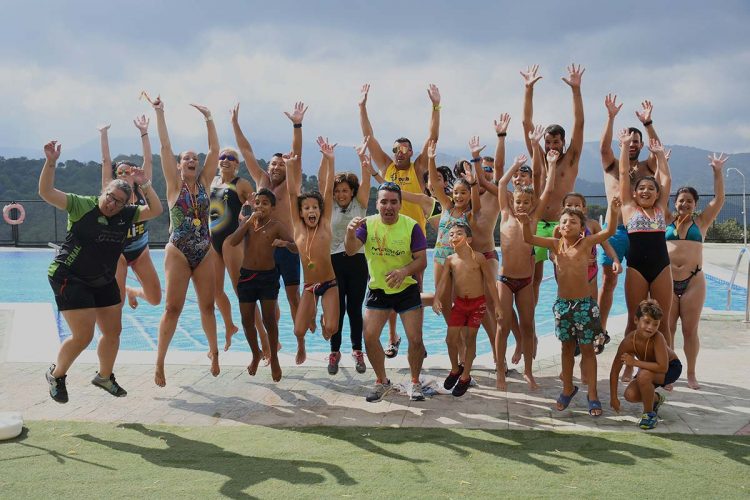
[330,252,368,352]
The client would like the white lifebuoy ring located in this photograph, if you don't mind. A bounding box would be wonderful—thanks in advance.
[3,203,25,225]
[0,412,23,440]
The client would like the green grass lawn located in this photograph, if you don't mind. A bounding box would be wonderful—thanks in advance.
[1,421,748,498]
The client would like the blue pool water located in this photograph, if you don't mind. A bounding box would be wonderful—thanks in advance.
[0,249,744,355]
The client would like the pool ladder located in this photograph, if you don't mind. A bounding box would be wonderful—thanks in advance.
[726,246,750,322]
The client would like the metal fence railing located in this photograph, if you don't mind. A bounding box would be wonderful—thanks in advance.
[2,194,748,247]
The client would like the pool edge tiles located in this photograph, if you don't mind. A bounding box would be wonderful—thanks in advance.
[0,303,58,363]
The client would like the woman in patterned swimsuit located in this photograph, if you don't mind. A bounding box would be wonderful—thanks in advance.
[151,96,221,387]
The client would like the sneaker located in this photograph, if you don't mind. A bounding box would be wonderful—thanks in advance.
[46,364,68,403]
[452,377,472,397]
[327,352,341,375]
[365,380,393,402]
[410,382,426,402]
[638,411,658,430]
[653,392,666,415]
[352,350,366,374]
[443,365,464,390]
[91,372,128,397]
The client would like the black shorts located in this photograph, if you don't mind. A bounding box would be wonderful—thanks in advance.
[655,358,683,387]
[274,247,301,287]
[123,241,148,264]
[237,268,280,303]
[48,274,121,311]
[365,284,422,313]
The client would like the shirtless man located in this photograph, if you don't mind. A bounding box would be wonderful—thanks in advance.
[227,188,295,381]
[286,138,339,365]
[521,64,585,304]
[598,95,663,333]
[233,102,307,323]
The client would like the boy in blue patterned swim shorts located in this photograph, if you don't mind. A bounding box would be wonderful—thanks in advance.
[521,196,621,416]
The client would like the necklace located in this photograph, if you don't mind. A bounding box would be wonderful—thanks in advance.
[557,234,583,255]
[639,206,661,230]
[304,224,319,269]
[254,218,273,233]
[633,332,651,361]
[186,182,201,228]
[674,213,692,236]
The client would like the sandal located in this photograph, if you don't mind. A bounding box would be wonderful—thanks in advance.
[587,396,603,417]
[556,386,579,411]
[384,337,401,359]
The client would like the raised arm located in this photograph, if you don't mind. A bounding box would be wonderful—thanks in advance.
[534,149,559,219]
[190,104,218,188]
[600,93,622,170]
[498,155,527,211]
[698,153,728,228]
[129,167,163,222]
[134,114,153,181]
[426,140,452,208]
[317,136,336,223]
[99,124,112,190]
[562,64,585,160]
[38,141,67,210]
[151,97,180,194]
[635,100,661,173]
[231,103,268,187]
[528,124,546,196]
[520,64,542,156]
[586,197,622,246]
[617,129,635,206]
[520,212,556,249]
[284,101,307,158]
[648,139,671,212]
[355,136,372,208]
[493,113,510,183]
[414,84,441,179]
[358,84,391,172]
[465,136,484,214]
[285,153,302,223]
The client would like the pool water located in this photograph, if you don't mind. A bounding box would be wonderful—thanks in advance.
[0,249,744,355]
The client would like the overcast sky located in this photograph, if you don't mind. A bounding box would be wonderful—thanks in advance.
[1,0,748,162]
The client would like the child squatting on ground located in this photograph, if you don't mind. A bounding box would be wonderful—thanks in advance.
[432,222,502,396]
[609,299,683,430]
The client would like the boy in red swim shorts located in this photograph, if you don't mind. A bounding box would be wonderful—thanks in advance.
[433,223,501,396]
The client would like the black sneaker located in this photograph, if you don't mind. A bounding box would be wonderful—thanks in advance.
[91,372,127,397]
[46,364,68,403]
[452,377,472,397]
[443,365,464,390]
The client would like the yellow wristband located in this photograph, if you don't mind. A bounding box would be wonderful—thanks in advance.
[433,104,442,111]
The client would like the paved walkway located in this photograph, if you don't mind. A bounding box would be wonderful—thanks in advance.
[1,246,749,435]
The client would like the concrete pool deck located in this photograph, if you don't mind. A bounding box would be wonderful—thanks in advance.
[0,244,748,435]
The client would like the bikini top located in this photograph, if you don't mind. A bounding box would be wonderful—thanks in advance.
[626,207,666,234]
[665,218,703,242]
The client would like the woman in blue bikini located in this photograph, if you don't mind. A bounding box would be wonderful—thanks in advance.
[665,153,728,389]
[150,95,221,387]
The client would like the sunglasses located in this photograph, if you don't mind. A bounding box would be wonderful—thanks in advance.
[483,166,494,172]
[379,181,401,191]
[392,145,410,154]
[219,154,238,162]
[105,192,127,208]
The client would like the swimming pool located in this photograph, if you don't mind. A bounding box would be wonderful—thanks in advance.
[0,249,744,355]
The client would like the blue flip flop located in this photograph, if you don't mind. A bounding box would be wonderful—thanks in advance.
[556,385,579,410]
[587,397,603,417]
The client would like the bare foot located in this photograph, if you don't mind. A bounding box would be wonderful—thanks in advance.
[224,327,239,352]
[247,351,261,376]
[664,383,674,392]
[511,345,522,365]
[687,374,701,390]
[496,374,507,391]
[127,289,139,309]
[207,351,220,377]
[262,342,282,367]
[270,354,282,382]
[154,365,166,387]
[296,345,306,365]
[524,373,540,390]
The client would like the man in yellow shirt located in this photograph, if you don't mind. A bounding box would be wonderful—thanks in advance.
[357,83,441,234]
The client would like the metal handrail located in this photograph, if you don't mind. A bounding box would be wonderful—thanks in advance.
[726,246,750,322]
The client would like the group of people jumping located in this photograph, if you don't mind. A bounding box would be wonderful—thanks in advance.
[38,64,729,430]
